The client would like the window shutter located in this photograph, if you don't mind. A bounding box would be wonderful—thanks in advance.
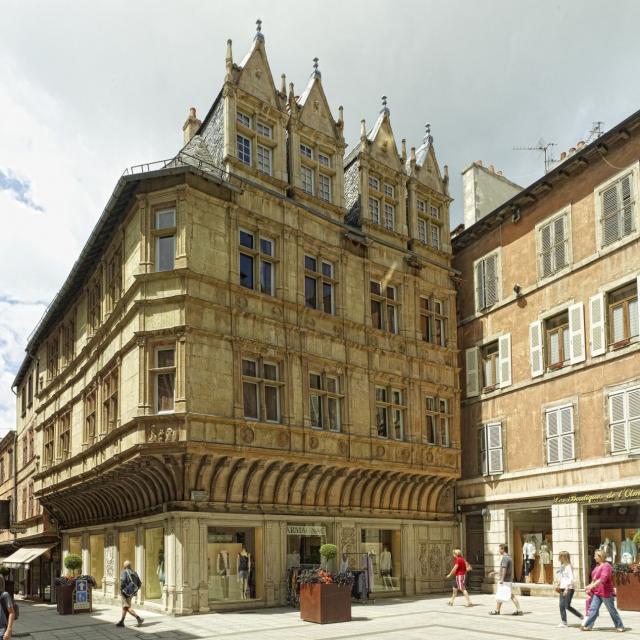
[568,302,585,364]
[478,427,488,475]
[554,215,567,270]
[485,254,498,307]
[609,393,627,453]
[546,409,560,464]
[621,174,634,236]
[475,261,485,311]
[628,388,640,450]
[560,406,574,461]
[529,320,544,377]
[602,184,620,246]
[487,422,503,474]
[498,333,512,388]
[589,292,606,356]
[540,222,553,277]
[465,347,480,398]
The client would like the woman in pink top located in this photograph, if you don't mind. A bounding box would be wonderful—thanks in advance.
[581,549,624,632]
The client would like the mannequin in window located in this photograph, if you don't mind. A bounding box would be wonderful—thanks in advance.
[237,548,251,600]
[522,536,536,583]
[599,538,616,563]
[538,538,552,584]
[620,536,637,564]
[380,545,393,590]
[339,552,349,574]
[217,550,230,599]
[156,548,165,586]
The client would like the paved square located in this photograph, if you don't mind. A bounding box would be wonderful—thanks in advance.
[11,593,640,639]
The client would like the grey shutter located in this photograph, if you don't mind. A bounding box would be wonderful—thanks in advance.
[554,215,567,270]
[498,334,512,388]
[465,348,480,398]
[621,174,634,237]
[540,222,553,277]
[475,261,485,311]
[560,406,574,461]
[589,293,606,356]
[628,388,640,450]
[568,302,585,364]
[478,427,488,475]
[546,409,560,464]
[529,320,544,377]
[602,184,620,246]
[485,254,498,307]
[487,422,503,474]
[609,392,627,452]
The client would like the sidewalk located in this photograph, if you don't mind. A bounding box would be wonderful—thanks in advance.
[8,593,640,639]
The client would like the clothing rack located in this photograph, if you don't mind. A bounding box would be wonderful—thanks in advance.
[339,552,375,603]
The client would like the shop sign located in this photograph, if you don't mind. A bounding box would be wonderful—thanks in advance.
[74,578,90,610]
[190,490,209,502]
[208,534,233,543]
[554,487,640,505]
[287,525,326,537]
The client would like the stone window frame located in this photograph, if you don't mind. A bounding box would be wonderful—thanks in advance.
[83,384,98,446]
[370,279,400,334]
[298,137,336,204]
[102,366,119,434]
[105,238,124,313]
[240,355,284,424]
[304,253,337,315]
[425,395,452,447]
[307,369,343,432]
[368,170,398,231]
[374,384,406,441]
[42,420,55,469]
[151,343,176,415]
[238,227,277,297]
[153,207,177,273]
[477,420,504,476]
[419,295,446,347]
[235,106,277,175]
[58,409,72,462]
[46,332,60,382]
[62,313,76,367]
[86,273,102,336]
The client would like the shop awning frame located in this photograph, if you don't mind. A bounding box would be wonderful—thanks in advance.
[3,545,55,567]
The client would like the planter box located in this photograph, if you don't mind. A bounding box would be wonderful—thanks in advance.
[616,574,640,611]
[300,583,351,624]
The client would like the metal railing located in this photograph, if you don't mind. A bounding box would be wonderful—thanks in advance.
[122,151,233,185]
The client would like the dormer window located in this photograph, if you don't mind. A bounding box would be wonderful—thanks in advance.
[417,198,442,250]
[383,184,395,198]
[237,135,251,165]
[301,166,314,195]
[257,144,272,176]
[384,204,395,230]
[368,173,397,231]
[300,143,313,159]
[237,111,252,128]
[430,205,440,220]
[368,176,380,191]
[298,140,334,204]
[417,199,426,214]
[257,122,272,138]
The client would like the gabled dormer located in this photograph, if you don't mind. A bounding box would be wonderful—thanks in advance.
[287,59,346,213]
[406,125,452,255]
[344,99,408,238]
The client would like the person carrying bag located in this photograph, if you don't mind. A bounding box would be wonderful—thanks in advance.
[0,576,16,640]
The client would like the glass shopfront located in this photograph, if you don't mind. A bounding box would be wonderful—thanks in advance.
[286,523,331,568]
[119,531,137,571]
[89,534,104,587]
[207,527,260,602]
[510,508,553,584]
[69,536,82,559]
[360,528,401,592]
[586,503,640,571]
[144,527,164,601]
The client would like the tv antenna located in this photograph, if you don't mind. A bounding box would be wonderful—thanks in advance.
[586,121,604,144]
[513,138,556,173]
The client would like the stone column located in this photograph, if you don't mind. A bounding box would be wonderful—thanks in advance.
[403,524,416,595]
[552,502,585,587]
[198,522,209,612]
[483,507,507,590]
[135,525,144,605]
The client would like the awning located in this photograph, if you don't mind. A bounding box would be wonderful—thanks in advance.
[3,545,55,567]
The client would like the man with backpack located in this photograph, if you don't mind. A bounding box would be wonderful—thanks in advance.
[116,560,144,628]
[0,575,16,640]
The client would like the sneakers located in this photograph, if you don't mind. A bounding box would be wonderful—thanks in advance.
[136,617,145,627]
[557,622,568,627]
[512,610,523,616]
[115,621,125,627]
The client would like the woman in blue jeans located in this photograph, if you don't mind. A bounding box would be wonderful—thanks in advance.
[581,549,624,632]
[555,551,583,627]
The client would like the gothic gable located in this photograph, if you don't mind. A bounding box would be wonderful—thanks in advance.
[367,110,402,172]
[236,41,279,108]
[415,141,445,195]
[297,76,339,140]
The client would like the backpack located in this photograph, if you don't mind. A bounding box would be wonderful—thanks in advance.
[0,592,18,621]
[122,569,141,597]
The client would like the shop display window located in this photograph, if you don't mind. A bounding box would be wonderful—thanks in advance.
[89,534,104,587]
[119,531,136,571]
[286,522,332,568]
[145,527,164,601]
[68,535,82,558]
[207,527,260,602]
[360,529,401,592]
[510,509,553,584]
[586,504,640,570]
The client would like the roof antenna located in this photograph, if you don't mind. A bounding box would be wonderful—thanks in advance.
[514,138,557,173]
[586,121,605,144]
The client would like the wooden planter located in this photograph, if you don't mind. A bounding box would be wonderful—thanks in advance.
[616,573,640,611]
[300,582,351,624]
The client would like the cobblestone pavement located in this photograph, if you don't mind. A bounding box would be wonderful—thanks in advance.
[10,593,640,640]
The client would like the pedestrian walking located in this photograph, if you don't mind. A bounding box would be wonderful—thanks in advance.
[581,549,624,632]
[488,544,522,616]
[555,551,583,627]
[445,549,473,607]
[0,576,15,640]
[116,560,144,628]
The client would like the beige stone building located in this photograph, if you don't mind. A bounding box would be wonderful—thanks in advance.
[454,110,640,592]
[11,24,460,613]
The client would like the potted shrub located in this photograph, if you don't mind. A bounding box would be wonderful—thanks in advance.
[614,562,640,612]
[319,543,338,572]
[64,554,83,577]
[299,568,353,624]
[0,566,13,597]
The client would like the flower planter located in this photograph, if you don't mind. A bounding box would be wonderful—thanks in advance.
[616,573,640,611]
[300,582,351,624]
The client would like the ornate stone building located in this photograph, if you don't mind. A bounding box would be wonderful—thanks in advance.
[454,110,640,593]
[12,24,459,613]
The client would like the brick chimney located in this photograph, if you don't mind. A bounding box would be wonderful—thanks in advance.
[182,107,201,145]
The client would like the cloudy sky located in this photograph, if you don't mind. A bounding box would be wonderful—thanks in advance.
[1,0,640,430]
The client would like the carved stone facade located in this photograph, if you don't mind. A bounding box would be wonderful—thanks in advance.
[13,24,459,613]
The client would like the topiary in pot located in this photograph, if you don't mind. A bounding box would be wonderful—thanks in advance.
[64,553,83,577]
[633,531,640,548]
[319,543,337,570]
